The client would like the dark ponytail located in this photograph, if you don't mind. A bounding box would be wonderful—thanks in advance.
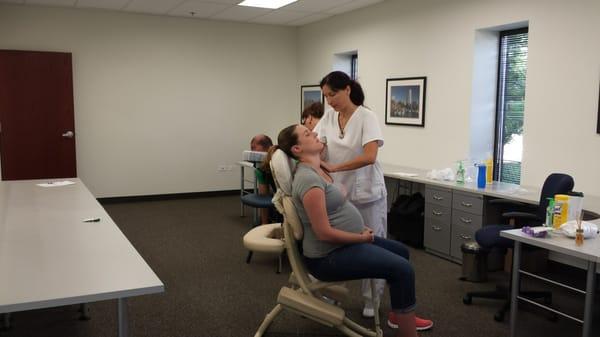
[349,81,365,106]
[320,71,365,106]
[261,124,298,173]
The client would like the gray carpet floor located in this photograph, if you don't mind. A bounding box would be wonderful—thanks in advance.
[1,195,597,337]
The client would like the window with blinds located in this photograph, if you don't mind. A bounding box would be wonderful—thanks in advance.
[494,28,528,184]
[351,53,358,80]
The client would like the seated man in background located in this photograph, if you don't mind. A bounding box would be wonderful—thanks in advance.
[250,134,273,152]
[249,134,279,224]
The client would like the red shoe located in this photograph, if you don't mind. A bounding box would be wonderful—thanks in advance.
[387,312,433,331]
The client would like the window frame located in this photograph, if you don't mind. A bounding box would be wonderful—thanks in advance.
[493,27,529,183]
[350,54,358,80]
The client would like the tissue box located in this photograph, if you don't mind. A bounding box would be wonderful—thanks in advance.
[243,150,267,163]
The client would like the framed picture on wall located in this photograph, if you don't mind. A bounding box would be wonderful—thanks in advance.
[597,83,600,134]
[300,85,322,118]
[385,77,427,127]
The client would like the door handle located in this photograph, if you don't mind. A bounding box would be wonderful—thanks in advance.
[62,131,74,138]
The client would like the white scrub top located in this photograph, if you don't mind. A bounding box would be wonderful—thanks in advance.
[314,106,386,204]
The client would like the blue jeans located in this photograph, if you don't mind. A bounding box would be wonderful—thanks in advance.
[304,236,416,312]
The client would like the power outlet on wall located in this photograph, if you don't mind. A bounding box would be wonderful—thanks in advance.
[217,165,234,172]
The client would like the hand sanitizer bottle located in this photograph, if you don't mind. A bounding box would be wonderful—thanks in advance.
[456,161,465,184]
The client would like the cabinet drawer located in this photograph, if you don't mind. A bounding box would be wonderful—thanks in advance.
[424,218,450,255]
[450,223,478,260]
[452,192,483,215]
[425,187,452,208]
[424,203,451,223]
[452,209,483,230]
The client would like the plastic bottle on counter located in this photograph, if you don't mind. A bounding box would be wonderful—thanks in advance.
[485,158,493,184]
[545,197,554,227]
[477,163,486,189]
[456,161,465,184]
[553,194,569,229]
[567,191,584,222]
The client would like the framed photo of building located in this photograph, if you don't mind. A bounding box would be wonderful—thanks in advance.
[301,85,322,116]
[385,77,427,127]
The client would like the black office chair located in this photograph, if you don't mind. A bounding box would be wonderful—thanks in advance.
[463,173,574,322]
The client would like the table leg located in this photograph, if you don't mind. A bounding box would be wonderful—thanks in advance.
[79,303,91,320]
[240,167,245,217]
[509,241,521,337]
[582,261,596,337]
[118,298,129,337]
[1,313,10,330]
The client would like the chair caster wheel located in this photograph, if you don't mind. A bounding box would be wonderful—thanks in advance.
[494,312,504,322]
[463,295,472,305]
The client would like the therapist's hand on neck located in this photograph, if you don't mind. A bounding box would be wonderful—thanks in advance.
[321,161,337,173]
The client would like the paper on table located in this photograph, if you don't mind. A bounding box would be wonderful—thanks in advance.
[36,180,76,187]
[393,172,419,177]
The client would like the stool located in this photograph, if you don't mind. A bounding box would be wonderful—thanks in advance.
[241,193,274,227]
[460,241,488,282]
[243,223,285,273]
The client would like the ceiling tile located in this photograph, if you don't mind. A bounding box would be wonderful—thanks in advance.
[324,0,384,15]
[287,12,332,26]
[76,0,129,10]
[210,5,270,22]
[250,9,310,25]
[169,0,231,19]
[282,0,354,13]
[125,0,185,14]
[25,0,76,6]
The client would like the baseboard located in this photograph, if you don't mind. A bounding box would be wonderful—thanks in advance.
[98,189,240,204]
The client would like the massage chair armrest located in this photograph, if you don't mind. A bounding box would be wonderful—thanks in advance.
[288,272,349,303]
[288,272,345,290]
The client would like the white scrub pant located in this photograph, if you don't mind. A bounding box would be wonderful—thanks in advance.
[354,196,387,307]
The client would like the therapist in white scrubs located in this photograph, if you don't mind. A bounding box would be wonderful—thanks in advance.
[315,71,387,318]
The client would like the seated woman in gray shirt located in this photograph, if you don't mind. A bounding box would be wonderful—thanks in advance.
[267,124,432,337]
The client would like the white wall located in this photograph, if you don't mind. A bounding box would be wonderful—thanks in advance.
[298,0,600,196]
[0,4,298,197]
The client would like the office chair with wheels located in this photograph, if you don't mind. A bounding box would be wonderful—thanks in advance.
[251,149,383,337]
[463,173,574,322]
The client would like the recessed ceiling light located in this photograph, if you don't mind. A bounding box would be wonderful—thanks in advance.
[237,0,297,10]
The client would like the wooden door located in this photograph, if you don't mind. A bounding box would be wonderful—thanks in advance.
[0,50,77,180]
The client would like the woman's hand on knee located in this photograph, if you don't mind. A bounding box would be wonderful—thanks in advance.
[360,228,374,243]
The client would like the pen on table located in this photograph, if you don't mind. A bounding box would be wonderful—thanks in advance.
[83,217,101,222]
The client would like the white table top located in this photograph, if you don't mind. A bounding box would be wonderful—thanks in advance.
[501,223,600,263]
[0,179,164,313]
[381,162,600,213]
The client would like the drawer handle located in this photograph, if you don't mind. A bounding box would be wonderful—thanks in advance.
[432,226,442,231]
[460,217,472,224]
[432,210,443,216]
[460,234,472,240]
[433,195,444,201]
[461,201,473,207]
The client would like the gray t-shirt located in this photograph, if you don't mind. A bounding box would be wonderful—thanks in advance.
[292,163,364,258]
